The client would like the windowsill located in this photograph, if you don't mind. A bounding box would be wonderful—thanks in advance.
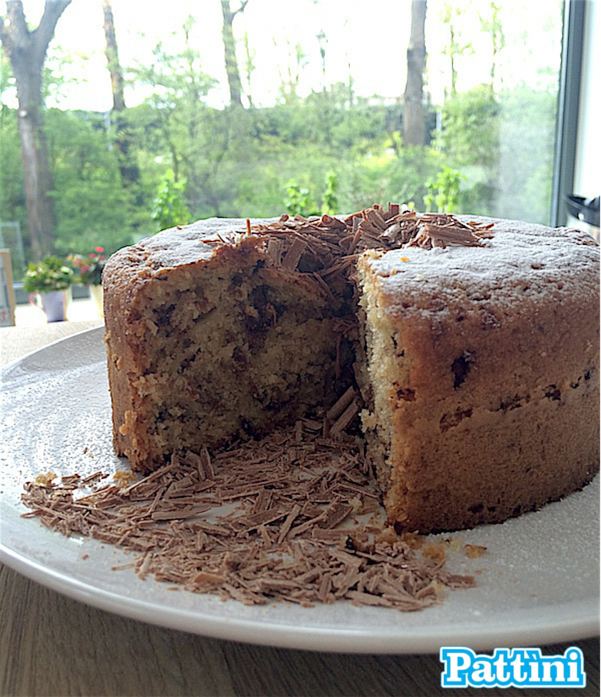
[13,297,103,328]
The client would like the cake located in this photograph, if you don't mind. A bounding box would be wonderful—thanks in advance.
[103,205,600,533]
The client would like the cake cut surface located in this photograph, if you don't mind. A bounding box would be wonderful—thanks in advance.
[103,206,600,533]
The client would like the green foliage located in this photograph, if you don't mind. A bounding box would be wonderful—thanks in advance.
[129,38,217,107]
[337,146,443,214]
[284,181,314,217]
[431,85,556,220]
[493,87,557,222]
[0,107,27,258]
[45,109,144,259]
[127,36,219,218]
[321,170,338,215]
[424,166,465,213]
[283,170,339,218]
[23,257,73,293]
[433,85,499,167]
[439,0,475,96]
[478,1,506,87]
[43,44,92,107]
[152,169,191,231]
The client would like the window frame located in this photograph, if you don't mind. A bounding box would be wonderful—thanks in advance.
[550,0,586,227]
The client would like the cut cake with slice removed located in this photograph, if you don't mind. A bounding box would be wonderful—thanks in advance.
[103,207,600,533]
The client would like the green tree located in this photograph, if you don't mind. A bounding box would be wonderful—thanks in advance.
[431,86,499,215]
[46,109,141,257]
[479,1,505,90]
[321,170,338,215]
[1,49,142,266]
[494,87,556,222]
[434,85,499,167]
[242,31,255,107]
[284,180,314,217]
[424,166,464,213]
[0,102,27,257]
[440,1,473,98]
[128,28,234,215]
[102,0,140,189]
[1,0,72,259]
[275,38,308,104]
[152,169,191,231]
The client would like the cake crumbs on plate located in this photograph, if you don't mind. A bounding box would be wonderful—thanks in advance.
[113,470,138,487]
[21,421,477,611]
[34,472,56,487]
[464,543,488,559]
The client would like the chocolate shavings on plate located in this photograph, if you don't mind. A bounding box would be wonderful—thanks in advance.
[21,410,476,611]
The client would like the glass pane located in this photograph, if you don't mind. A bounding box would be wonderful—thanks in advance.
[426,0,564,224]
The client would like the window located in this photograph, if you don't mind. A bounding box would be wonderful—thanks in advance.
[0,0,592,266]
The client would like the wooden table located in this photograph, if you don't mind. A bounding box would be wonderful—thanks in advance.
[1,322,599,696]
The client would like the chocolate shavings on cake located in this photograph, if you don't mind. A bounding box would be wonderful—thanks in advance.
[253,204,494,276]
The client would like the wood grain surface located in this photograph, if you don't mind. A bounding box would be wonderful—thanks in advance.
[1,322,598,697]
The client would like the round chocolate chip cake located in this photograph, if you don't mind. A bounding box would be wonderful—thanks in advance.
[103,205,600,533]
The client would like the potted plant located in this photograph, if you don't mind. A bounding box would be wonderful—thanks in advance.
[68,246,106,317]
[23,257,74,322]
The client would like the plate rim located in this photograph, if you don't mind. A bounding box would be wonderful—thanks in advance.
[1,541,598,654]
[1,324,105,374]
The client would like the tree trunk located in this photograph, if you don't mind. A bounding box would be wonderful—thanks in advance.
[102,0,125,111]
[102,0,140,187]
[1,0,72,259]
[449,25,458,97]
[13,53,55,261]
[403,0,427,147]
[220,0,249,107]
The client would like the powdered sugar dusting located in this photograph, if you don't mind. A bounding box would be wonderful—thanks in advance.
[363,217,599,314]
[138,218,255,267]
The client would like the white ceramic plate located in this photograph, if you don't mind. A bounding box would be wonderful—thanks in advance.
[1,328,598,654]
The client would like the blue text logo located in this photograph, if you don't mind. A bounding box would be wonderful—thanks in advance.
[440,647,586,688]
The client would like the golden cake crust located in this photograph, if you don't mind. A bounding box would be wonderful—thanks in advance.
[358,217,599,531]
